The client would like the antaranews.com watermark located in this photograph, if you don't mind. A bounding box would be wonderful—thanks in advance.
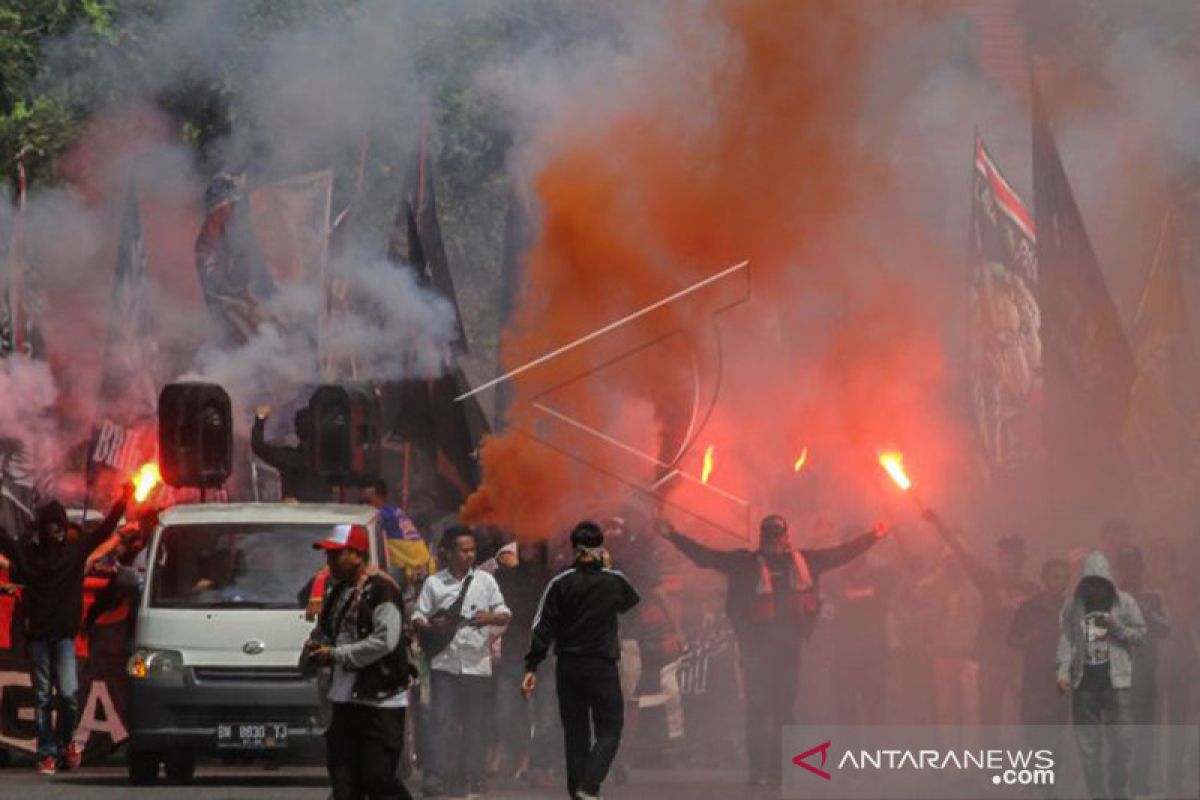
[784,725,1199,799]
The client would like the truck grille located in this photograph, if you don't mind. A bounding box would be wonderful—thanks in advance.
[169,705,317,729]
[192,666,308,683]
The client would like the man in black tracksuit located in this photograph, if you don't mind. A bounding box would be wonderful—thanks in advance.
[523,521,640,800]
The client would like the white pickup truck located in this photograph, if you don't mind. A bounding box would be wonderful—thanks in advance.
[124,502,388,785]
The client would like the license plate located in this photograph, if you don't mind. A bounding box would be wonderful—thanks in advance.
[216,722,289,750]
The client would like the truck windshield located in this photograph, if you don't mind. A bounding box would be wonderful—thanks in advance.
[149,524,334,609]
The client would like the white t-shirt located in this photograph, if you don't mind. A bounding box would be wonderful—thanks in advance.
[412,569,510,677]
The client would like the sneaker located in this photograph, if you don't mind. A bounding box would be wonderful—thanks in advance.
[575,792,602,800]
[36,756,57,776]
[64,742,82,771]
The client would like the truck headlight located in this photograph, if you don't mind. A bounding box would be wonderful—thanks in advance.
[127,648,184,679]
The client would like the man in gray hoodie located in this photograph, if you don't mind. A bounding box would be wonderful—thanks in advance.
[1056,551,1146,799]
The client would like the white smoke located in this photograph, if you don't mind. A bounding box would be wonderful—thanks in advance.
[0,357,62,498]
[184,255,458,421]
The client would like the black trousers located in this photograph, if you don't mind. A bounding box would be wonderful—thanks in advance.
[742,634,803,783]
[326,702,414,800]
[556,657,624,798]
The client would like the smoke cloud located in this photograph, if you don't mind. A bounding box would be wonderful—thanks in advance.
[465,1,1200,556]
[1,2,476,499]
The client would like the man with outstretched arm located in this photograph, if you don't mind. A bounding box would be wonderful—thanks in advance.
[660,514,887,787]
[523,521,640,800]
[0,485,131,775]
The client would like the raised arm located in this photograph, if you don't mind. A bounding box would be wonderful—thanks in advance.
[922,509,992,591]
[659,521,742,574]
[85,533,122,571]
[83,487,131,556]
[251,412,304,471]
[803,526,885,576]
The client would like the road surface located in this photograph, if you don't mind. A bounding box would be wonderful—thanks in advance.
[0,765,778,799]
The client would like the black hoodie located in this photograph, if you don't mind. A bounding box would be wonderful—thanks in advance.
[0,497,126,640]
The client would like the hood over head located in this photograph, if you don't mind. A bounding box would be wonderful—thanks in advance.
[1075,551,1117,605]
[1078,551,1114,582]
[34,500,69,539]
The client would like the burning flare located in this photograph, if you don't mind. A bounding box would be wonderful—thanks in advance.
[794,447,809,473]
[133,462,162,503]
[878,451,912,491]
[701,444,715,485]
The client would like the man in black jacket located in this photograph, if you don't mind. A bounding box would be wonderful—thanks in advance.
[304,523,413,800]
[251,405,330,501]
[0,486,129,775]
[523,521,640,800]
[661,514,886,787]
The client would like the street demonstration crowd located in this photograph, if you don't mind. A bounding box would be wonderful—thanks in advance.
[1,478,1198,800]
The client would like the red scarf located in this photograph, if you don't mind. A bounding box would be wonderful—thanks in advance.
[753,550,818,622]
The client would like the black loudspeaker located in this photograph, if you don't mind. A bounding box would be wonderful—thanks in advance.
[158,382,233,489]
[308,383,381,484]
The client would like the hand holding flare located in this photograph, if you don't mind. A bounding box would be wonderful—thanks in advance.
[876,452,957,544]
[877,451,929,514]
[132,462,161,503]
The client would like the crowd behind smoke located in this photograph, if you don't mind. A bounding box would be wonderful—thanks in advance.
[468,1,1200,555]
[0,3,1199,797]
[0,1,1196,550]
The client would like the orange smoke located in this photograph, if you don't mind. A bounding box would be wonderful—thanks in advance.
[464,2,961,538]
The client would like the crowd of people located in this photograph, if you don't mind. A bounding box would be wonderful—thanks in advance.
[1,466,1198,800]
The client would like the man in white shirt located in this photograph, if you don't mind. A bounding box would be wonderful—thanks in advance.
[412,525,510,798]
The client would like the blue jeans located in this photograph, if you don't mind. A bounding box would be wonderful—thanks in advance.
[29,637,79,759]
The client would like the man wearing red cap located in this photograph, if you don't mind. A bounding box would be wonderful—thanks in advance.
[304,523,414,800]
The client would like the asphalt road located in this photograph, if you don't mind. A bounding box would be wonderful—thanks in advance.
[0,766,778,799]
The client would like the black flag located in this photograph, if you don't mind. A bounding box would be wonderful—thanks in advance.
[383,111,490,523]
[1032,79,1138,522]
